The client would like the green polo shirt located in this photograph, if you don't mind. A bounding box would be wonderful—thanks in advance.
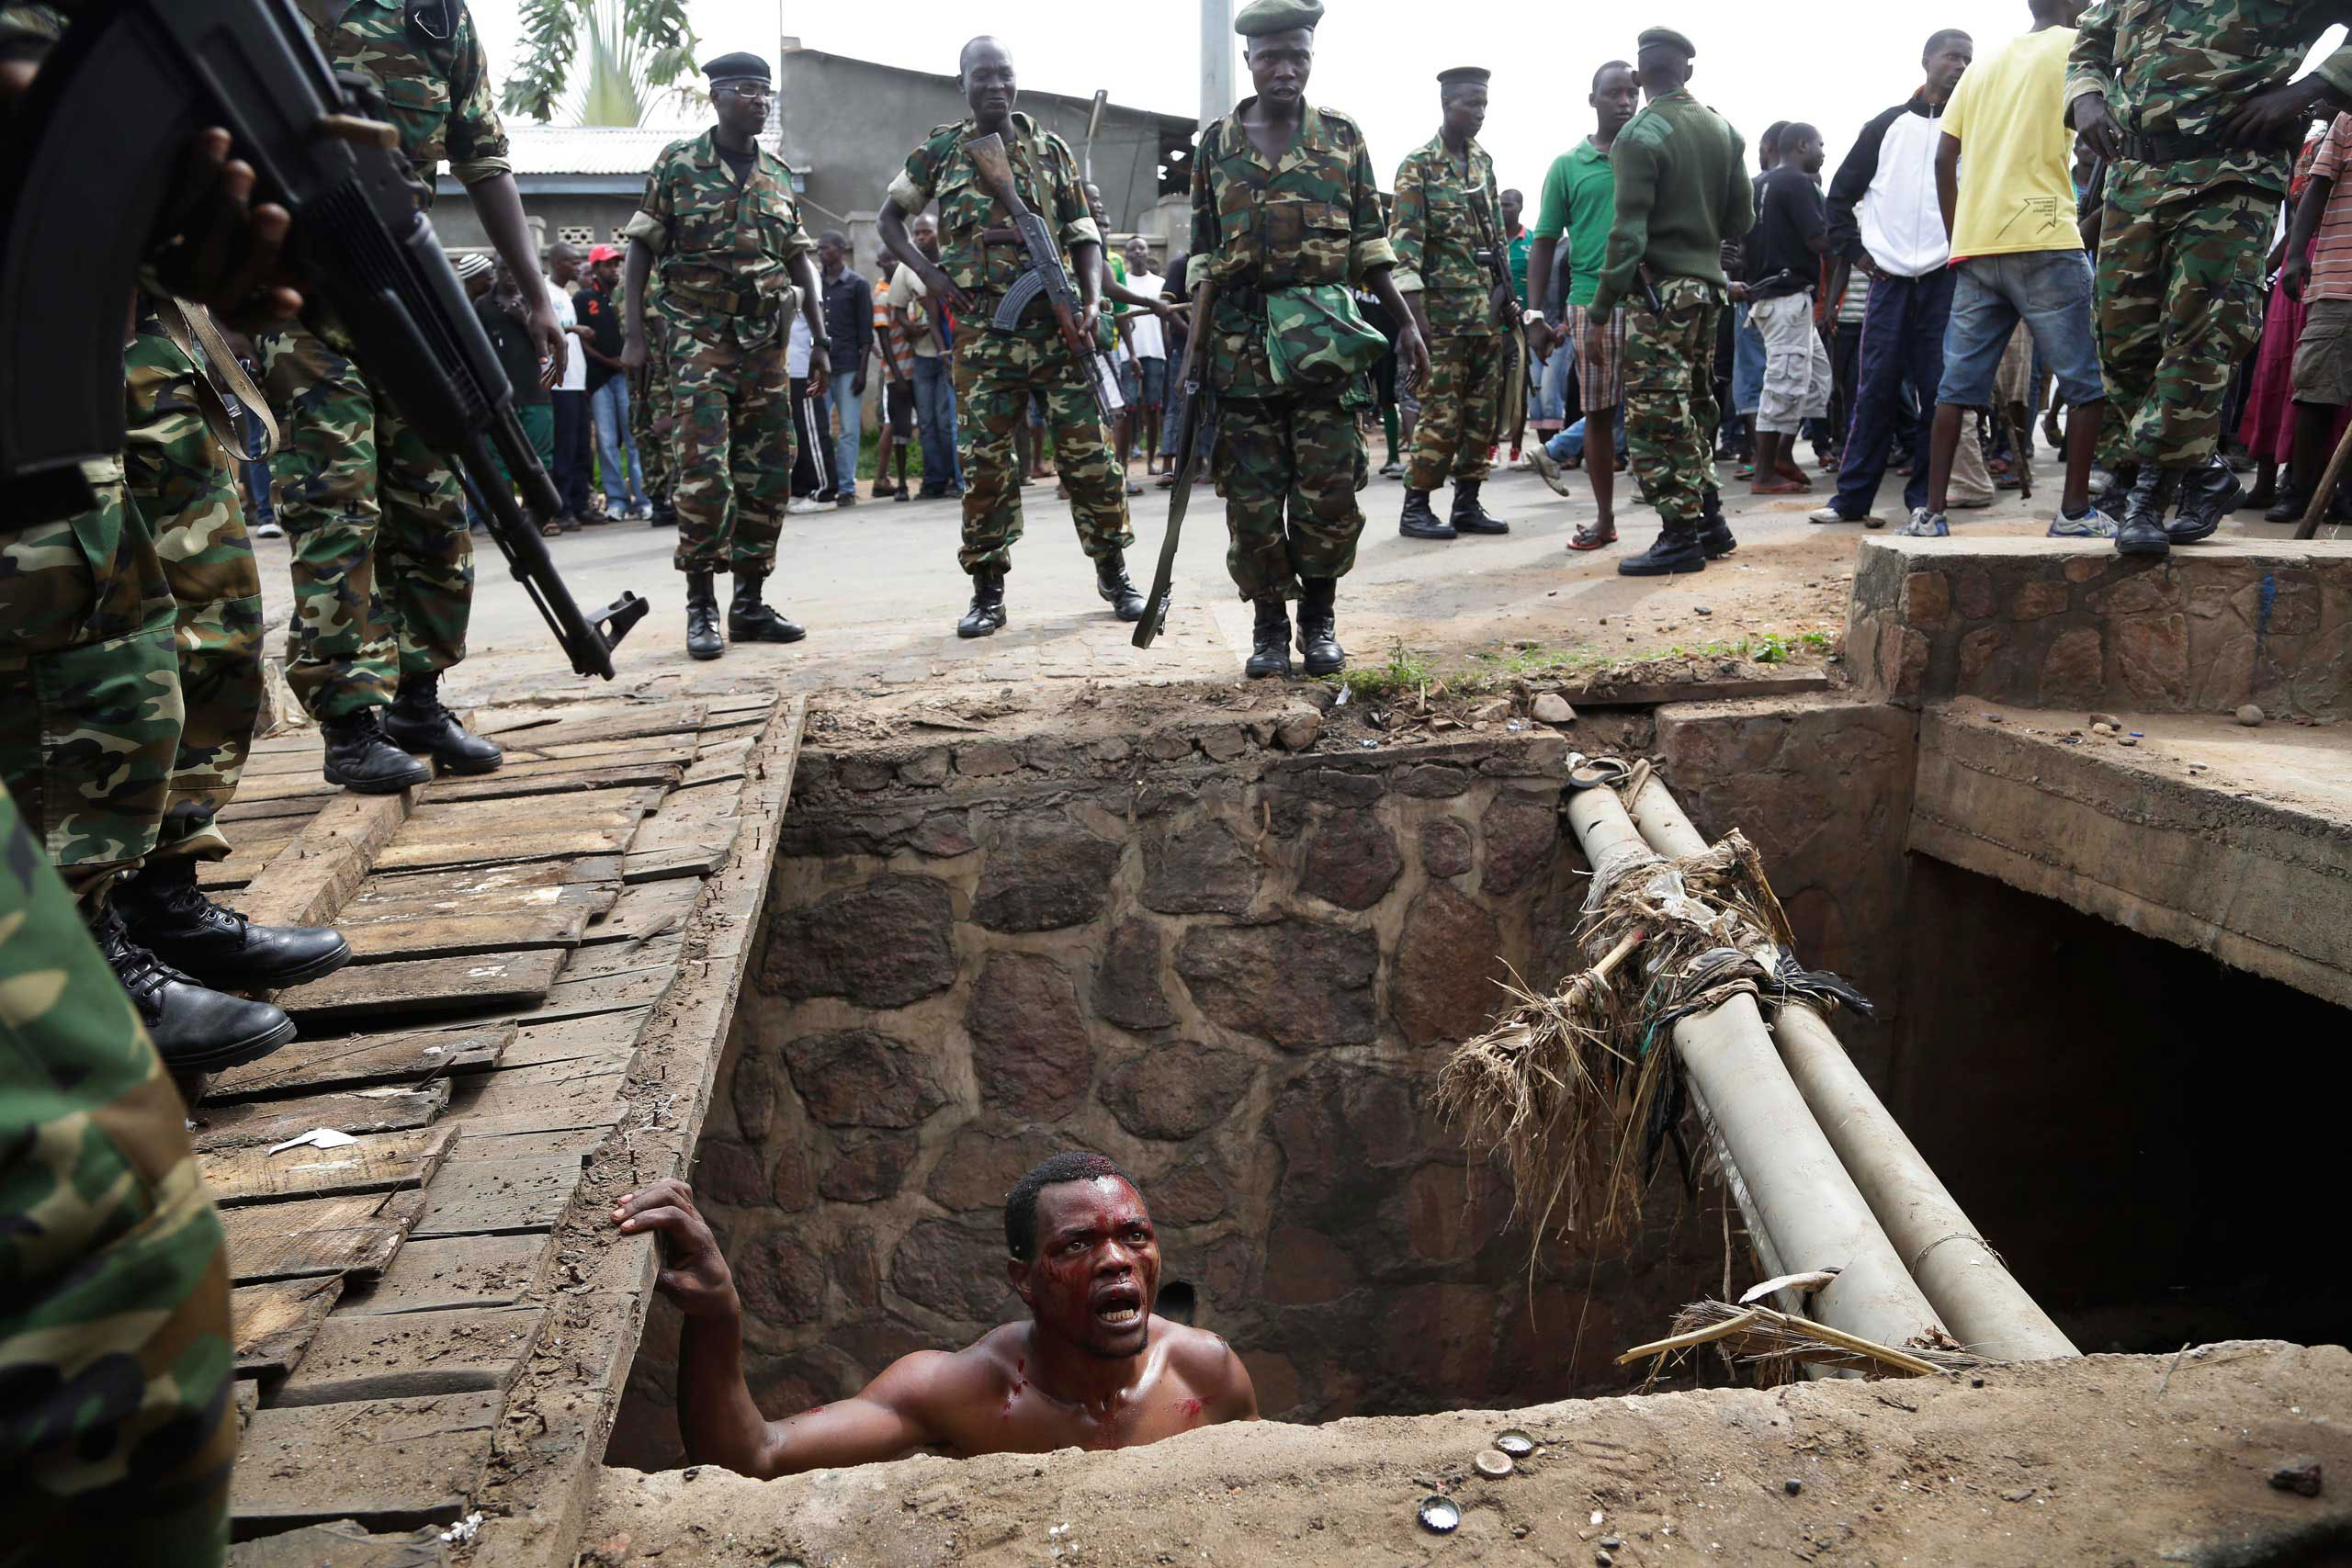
[1533,138,1615,309]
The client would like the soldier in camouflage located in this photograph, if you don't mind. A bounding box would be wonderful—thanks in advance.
[632,310,678,525]
[263,0,549,790]
[878,35,1148,640]
[622,51,830,660]
[2068,0,2352,555]
[1190,0,1430,677]
[1392,66,1515,542]
[1587,27,1750,577]
[0,782,241,1566]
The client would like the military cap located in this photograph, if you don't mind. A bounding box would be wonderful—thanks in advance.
[1235,0,1323,38]
[1635,26,1696,59]
[1436,67,1490,86]
[701,51,771,84]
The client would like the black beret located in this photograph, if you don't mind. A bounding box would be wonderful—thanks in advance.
[1437,67,1491,87]
[702,51,771,84]
[1235,0,1324,38]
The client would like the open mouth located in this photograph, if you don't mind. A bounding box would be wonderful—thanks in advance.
[1092,1285,1145,1328]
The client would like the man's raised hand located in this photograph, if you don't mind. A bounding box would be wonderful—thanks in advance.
[613,1178,739,1317]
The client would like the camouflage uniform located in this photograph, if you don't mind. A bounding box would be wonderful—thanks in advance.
[261,0,508,720]
[887,113,1131,576]
[1392,133,1508,489]
[1191,103,1398,599]
[623,130,811,574]
[1623,279,1726,526]
[2069,2,2352,470]
[0,782,238,1564]
[122,303,265,872]
[631,310,676,518]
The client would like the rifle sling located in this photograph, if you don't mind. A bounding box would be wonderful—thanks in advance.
[153,295,278,463]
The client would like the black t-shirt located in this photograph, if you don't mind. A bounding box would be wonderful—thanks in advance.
[577,279,625,392]
[475,294,548,405]
[1747,165,1826,299]
[716,141,755,185]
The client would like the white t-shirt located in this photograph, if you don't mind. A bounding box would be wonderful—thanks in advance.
[893,264,941,358]
[547,276,587,392]
[788,312,812,378]
[1125,271,1166,360]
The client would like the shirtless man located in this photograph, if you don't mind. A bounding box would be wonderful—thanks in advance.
[611,1151,1258,1474]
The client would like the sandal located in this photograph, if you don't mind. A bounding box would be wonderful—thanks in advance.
[539,519,563,538]
[1567,519,1619,551]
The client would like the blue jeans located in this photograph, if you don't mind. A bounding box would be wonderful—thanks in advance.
[1532,347,1566,423]
[1547,409,1625,464]
[1939,251,2105,410]
[1833,268,1955,518]
[911,354,959,489]
[589,378,648,512]
[1733,302,1767,416]
[823,377,863,497]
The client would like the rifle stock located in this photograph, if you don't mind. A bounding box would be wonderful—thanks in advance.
[0,0,645,679]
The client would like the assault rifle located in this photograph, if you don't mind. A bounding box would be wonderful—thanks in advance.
[1469,190,1530,457]
[1132,277,1216,649]
[0,0,646,679]
[963,131,1125,427]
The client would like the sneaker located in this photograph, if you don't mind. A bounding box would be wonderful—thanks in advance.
[2047,503,2120,539]
[835,492,857,509]
[1896,508,1950,538]
[786,496,825,515]
[252,519,286,540]
[1526,443,1577,499]
[1807,505,1872,525]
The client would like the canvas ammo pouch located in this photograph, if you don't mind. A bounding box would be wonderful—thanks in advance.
[1263,283,1385,389]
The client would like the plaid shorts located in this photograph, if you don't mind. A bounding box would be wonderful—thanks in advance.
[1564,302,1626,409]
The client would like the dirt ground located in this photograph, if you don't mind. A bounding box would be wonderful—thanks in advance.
[583,1342,2347,1566]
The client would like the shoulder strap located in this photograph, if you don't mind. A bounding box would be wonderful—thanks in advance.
[153,296,277,462]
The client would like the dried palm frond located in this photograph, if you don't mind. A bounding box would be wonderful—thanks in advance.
[1619,1299,1986,1382]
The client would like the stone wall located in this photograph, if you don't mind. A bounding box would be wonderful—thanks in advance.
[1845,536,2352,719]
[605,720,1743,1469]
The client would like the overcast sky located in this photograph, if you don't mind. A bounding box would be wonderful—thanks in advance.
[467,2,2346,218]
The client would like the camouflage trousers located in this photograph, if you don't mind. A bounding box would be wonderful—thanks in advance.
[1215,383,1370,601]
[262,321,472,720]
[1404,330,1507,490]
[0,783,237,1567]
[0,459,181,908]
[633,318,675,515]
[666,323,787,574]
[123,306,263,868]
[951,322,1132,576]
[2096,170,2272,470]
[1624,278,1725,531]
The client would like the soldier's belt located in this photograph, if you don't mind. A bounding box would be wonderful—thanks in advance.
[980,228,1023,245]
[2117,129,2236,165]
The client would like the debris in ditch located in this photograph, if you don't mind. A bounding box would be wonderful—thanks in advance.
[1476,1449,1515,1478]
[2237,705,2266,727]
[2119,737,2138,747]
[2091,722,2115,738]
[1533,693,1577,725]
[1418,1495,1463,1533]
[1494,1428,1537,1459]
[1620,1299,1980,1381]
[2268,1457,2323,1497]
[2088,712,2121,728]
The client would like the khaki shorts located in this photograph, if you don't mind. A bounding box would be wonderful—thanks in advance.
[2293,297,2352,407]
[1563,303,1625,409]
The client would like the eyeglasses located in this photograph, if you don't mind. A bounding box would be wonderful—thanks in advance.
[718,84,772,101]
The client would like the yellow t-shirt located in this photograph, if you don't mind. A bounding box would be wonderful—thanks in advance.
[1942,26,2079,260]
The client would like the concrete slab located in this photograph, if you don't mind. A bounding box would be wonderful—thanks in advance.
[1910,703,2352,1007]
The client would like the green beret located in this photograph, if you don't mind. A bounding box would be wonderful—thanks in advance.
[1636,26,1696,58]
[702,51,771,83]
[1436,67,1490,86]
[1235,0,1323,38]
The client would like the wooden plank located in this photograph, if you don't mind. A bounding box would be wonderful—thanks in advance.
[281,948,567,1030]
[411,1156,581,1239]
[340,874,616,926]
[529,965,678,1021]
[561,931,684,984]
[227,1518,451,1566]
[1562,671,1833,708]
[501,1008,650,1068]
[402,785,653,829]
[621,810,741,884]
[232,1276,345,1381]
[219,795,330,827]
[577,876,697,946]
[446,1063,626,1141]
[198,1125,458,1208]
[205,1025,513,1101]
[193,1083,451,1154]
[343,906,590,964]
[423,757,684,804]
[242,790,416,931]
[337,1233,554,1316]
[221,1190,426,1284]
[356,856,620,902]
[223,772,342,807]
[489,705,706,751]
[372,826,638,874]
[230,1392,499,1535]
[273,1304,546,1408]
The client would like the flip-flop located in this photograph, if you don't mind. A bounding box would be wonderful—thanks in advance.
[1751,479,1811,495]
[1567,522,1618,551]
[539,520,562,537]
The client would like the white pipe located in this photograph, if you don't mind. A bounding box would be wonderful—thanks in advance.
[1624,776,2079,1361]
[1566,786,1947,1350]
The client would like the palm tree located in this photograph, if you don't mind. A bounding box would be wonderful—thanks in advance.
[502,0,700,126]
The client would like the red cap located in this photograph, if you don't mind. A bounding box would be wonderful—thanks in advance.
[588,243,621,263]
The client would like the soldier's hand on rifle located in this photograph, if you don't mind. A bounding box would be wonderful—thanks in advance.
[620,332,649,373]
[808,342,831,400]
[2216,78,2322,151]
[2068,92,2121,163]
[921,259,970,317]
[1489,281,1517,328]
[154,128,303,333]
[1396,321,1432,394]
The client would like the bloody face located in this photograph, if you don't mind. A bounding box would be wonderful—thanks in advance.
[1014,1176,1160,1360]
[1246,28,1314,107]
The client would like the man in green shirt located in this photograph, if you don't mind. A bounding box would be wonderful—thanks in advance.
[1527,58,1642,549]
[1588,27,1751,576]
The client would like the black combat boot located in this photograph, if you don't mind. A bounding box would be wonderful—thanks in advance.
[1244,595,1292,679]
[1094,550,1146,621]
[1295,576,1345,676]
[118,858,349,991]
[957,569,1007,638]
[2090,463,2136,517]
[2116,466,2177,558]
[2263,480,2303,525]
[1697,486,1738,558]
[684,570,723,660]
[93,896,294,1073]
[2166,454,2238,545]
[384,671,503,775]
[729,571,806,643]
[1398,489,1455,539]
[1449,478,1510,535]
[322,707,430,794]
[1617,522,1708,577]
